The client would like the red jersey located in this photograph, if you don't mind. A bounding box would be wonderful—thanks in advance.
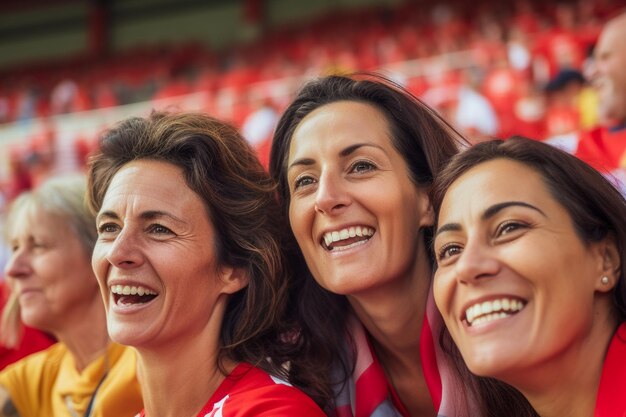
[594,323,626,416]
[575,126,626,172]
[138,363,325,417]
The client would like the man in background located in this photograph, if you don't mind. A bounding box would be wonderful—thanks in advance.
[574,12,626,192]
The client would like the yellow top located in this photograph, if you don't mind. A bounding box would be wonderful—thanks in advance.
[0,342,142,417]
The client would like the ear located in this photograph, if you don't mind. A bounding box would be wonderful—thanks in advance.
[418,191,435,228]
[595,233,621,293]
[218,265,250,295]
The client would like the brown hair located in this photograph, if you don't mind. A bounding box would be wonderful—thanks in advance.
[431,136,626,416]
[269,73,466,409]
[88,111,293,380]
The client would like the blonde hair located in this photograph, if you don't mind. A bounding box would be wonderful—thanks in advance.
[0,175,95,348]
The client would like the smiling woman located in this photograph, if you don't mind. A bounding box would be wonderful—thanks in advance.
[431,137,626,417]
[0,176,143,417]
[87,111,325,417]
[269,73,479,417]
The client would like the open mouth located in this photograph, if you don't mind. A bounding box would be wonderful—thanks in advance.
[111,285,158,306]
[321,226,375,252]
[463,297,527,327]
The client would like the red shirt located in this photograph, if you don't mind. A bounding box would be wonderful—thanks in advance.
[138,363,325,417]
[595,323,626,416]
[575,126,626,172]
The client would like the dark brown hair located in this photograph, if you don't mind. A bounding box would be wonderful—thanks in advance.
[88,111,293,380]
[431,136,626,416]
[269,73,466,409]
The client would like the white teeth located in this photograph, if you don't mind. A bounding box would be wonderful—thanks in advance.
[111,285,157,296]
[465,298,526,325]
[322,226,374,250]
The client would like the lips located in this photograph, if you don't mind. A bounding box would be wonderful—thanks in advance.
[321,226,375,251]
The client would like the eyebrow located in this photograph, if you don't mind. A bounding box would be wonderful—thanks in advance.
[96,210,186,225]
[287,143,387,171]
[435,201,546,238]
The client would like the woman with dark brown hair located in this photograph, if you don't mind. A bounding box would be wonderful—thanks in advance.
[88,111,325,417]
[432,137,626,416]
[269,73,476,416]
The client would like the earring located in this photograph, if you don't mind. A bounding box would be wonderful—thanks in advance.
[601,276,610,285]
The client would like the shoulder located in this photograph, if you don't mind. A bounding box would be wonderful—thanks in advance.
[202,364,325,417]
[0,343,64,382]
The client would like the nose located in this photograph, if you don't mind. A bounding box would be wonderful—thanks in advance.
[584,57,598,82]
[453,239,500,285]
[314,172,351,215]
[105,228,144,269]
[4,249,32,281]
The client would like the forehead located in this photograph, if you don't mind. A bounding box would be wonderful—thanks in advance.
[597,20,626,53]
[288,100,393,158]
[7,204,69,239]
[102,159,207,214]
[440,159,551,217]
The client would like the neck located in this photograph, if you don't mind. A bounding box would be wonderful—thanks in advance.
[511,304,618,417]
[139,295,233,417]
[348,247,432,359]
[54,290,110,372]
[347,247,435,416]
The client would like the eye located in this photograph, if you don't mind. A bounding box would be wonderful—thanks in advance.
[294,175,316,190]
[349,160,376,174]
[496,221,527,237]
[32,241,46,249]
[436,243,463,263]
[148,224,173,235]
[98,223,120,235]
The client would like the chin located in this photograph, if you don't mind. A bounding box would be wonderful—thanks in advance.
[465,350,517,379]
[107,321,148,348]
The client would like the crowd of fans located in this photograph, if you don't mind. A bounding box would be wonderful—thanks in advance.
[0,0,623,202]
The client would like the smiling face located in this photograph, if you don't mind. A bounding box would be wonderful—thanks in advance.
[587,16,626,123]
[433,158,616,382]
[5,206,99,334]
[286,100,433,297]
[92,159,244,349]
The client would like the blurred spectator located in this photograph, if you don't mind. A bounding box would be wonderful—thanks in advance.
[544,69,585,137]
[454,70,499,142]
[573,12,626,193]
[241,97,278,168]
[50,79,79,115]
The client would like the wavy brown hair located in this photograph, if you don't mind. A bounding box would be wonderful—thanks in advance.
[88,111,294,380]
[269,73,467,410]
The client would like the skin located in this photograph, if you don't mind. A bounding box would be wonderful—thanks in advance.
[92,159,247,417]
[287,101,435,416]
[433,158,619,417]
[586,13,626,124]
[4,206,108,371]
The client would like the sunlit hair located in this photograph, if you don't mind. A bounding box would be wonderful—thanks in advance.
[1,175,93,348]
[87,111,293,381]
[431,136,626,416]
[269,73,467,409]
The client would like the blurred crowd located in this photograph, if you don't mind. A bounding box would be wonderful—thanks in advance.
[0,0,624,203]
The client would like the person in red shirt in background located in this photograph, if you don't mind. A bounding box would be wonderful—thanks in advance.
[575,12,626,194]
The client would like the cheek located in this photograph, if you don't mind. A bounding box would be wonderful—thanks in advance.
[91,244,109,278]
[289,203,308,243]
[433,271,453,316]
